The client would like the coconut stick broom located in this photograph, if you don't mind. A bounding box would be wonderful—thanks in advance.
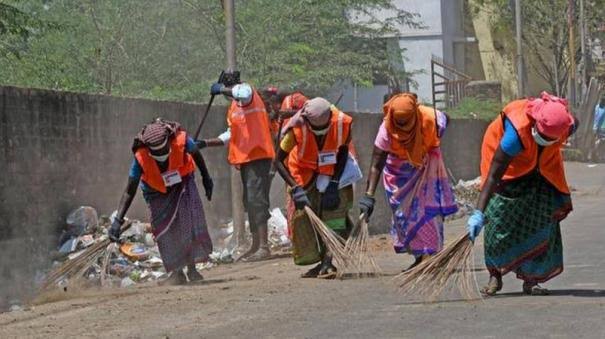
[303,206,349,269]
[341,214,381,278]
[394,232,481,302]
[40,222,132,291]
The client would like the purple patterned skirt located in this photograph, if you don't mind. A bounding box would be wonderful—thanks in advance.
[383,148,458,255]
[143,174,212,272]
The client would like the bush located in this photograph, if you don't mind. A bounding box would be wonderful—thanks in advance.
[446,97,502,120]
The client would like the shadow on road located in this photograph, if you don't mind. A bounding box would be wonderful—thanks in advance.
[496,289,605,298]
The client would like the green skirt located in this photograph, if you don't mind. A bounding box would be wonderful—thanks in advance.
[484,173,571,283]
[288,185,353,266]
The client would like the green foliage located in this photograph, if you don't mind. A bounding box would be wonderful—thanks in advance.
[447,97,501,121]
[472,0,605,96]
[0,0,419,102]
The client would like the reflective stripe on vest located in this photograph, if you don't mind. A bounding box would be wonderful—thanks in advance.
[134,130,196,194]
[288,108,353,187]
[480,99,570,194]
[227,89,276,165]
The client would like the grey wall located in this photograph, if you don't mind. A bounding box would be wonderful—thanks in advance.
[0,86,489,306]
[0,86,231,306]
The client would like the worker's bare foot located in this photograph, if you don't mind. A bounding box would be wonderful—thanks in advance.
[242,247,271,262]
[187,268,204,282]
[160,271,187,286]
[237,245,259,262]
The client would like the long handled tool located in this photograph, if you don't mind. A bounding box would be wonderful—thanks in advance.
[193,95,216,140]
[193,71,226,140]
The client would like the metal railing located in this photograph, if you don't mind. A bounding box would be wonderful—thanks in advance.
[431,55,472,109]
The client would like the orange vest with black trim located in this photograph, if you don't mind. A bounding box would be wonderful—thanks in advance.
[480,99,570,194]
[134,131,196,193]
[388,105,440,159]
[287,107,353,188]
[227,89,275,165]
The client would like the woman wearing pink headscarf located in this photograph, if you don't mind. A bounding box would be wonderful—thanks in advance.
[467,92,578,296]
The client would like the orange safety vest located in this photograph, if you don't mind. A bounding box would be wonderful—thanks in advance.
[480,99,570,194]
[134,130,196,193]
[388,105,440,159]
[287,107,353,188]
[227,89,276,165]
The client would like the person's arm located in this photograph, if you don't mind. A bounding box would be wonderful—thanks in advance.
[110,160,140,242]
[332,131,352,182]
[365,147,388,197]
[187,137,214,200]
[116,177,139,223]
[275,147,298,188]
[475,147,513,212]
[197,128,230,148]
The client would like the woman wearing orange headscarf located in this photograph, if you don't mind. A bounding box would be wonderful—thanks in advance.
[360,93,457,271]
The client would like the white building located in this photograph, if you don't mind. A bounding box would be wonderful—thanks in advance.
[337,0,469,112]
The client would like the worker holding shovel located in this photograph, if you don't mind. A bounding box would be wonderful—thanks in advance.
[197,71,275,262]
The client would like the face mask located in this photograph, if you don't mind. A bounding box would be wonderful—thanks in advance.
[150,151,170,162]
[532,126,558,146]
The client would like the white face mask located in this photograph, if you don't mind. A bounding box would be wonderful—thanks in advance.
[150,151,170,162]
[532,126,558,146]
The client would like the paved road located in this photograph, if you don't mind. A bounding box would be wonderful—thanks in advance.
[1,162,604,338]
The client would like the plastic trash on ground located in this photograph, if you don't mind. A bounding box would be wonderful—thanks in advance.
[268,208,290,249]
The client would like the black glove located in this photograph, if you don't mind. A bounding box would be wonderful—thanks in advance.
[291,186,310,210]
[321,180,340,211]
[109,218,124,242]
[196,140,208,149]
[202,175,214,201]
[359,195,376,220]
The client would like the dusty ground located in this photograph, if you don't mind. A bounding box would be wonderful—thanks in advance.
[1,162,604,339]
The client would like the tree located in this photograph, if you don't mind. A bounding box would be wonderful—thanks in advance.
[473,0,605,96]
[0,1,50,57]
[0,0,419,101]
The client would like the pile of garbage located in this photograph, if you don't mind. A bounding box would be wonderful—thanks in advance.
[449,177,481,220]
[48,206,292,289]
[50,206,168,288]
[208,208,291,265]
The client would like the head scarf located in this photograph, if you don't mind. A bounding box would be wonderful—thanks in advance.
[526,92,573,139]
[383,93,425,167]
[132,118,180,153]
[282,97,332,132]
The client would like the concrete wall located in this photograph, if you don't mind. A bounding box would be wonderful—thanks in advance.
[0,86,232,305]
[0,86,489,304]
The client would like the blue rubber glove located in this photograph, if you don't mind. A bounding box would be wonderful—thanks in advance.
[210,82,224,95]
[466,210,485,242]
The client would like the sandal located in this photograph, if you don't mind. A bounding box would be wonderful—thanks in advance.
[480,275,503,296]
[523,282,550,296]
[317,265,336,279]
[301,264,322,278]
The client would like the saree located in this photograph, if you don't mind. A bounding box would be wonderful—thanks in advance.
[286,185,354,265]
[484,173,571,283]
[143,174,213,272]
[383,148,458,255]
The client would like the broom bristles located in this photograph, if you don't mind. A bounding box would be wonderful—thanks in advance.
[394,232,481,302]
[304,206,348,268]
[341,215,381,278]
[40,222,132,291]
